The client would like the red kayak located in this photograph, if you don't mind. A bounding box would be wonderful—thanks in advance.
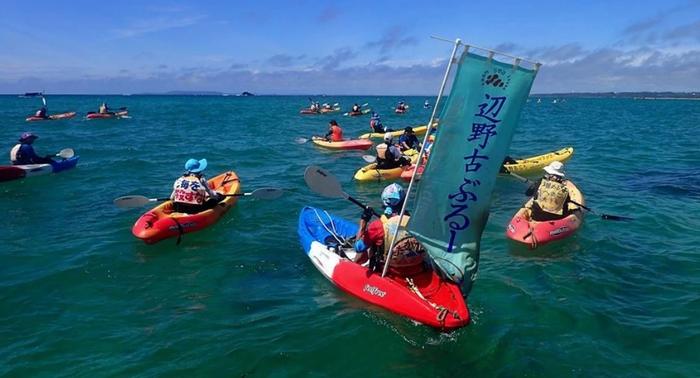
[26,112,77,122]
[311,137,373,151]
[86,110,128,119]
[506,181,585,248]
[132,171,241,244]
[298,207,469,330]
[395,108,407,114]
[300,109,319,115]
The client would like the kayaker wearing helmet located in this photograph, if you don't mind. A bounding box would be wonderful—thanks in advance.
[525,161,572,221]
[324,120,344,142]
[398,126,421,151]
[10,132,55,165]
[354,183,425,271]
[170,158,224,214]
[375,133,410,169]
[395,101,407,112]
[369,112,385,133]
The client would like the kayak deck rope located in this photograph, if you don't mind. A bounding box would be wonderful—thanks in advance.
[405,277,460,326]
[312,208,352,249]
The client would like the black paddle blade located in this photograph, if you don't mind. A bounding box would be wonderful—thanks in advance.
[601,214,633,221]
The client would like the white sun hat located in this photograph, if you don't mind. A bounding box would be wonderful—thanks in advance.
[543,161,565,177]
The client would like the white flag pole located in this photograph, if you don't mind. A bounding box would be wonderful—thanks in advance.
[381,38,462,278]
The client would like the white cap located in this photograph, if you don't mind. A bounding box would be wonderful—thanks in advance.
[383,132,393,142]
[543,161,565,177]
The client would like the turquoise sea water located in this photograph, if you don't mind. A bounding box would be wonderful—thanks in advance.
[1,95,699,376]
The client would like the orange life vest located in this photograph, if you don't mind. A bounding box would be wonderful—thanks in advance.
[330,125,343,141]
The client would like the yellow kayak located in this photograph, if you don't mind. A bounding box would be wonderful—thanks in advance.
[358,121,437,140]
[503,147,574,176]
[353,150,419,181]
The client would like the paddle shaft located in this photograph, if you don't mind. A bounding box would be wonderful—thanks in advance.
[506,171,631,221]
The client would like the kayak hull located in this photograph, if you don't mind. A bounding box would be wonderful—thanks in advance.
[26,112,77,122]
[300,109,319,114]
[0,156,80,182]
[506,181,585,248]
[298,207,469,330]
[503,147,574,176]
[401,146,574,182]
[358,122,435,140]
[86,110,128,119]
[311,137,373,151]
[131,171,241,244]
[354,150,418,182]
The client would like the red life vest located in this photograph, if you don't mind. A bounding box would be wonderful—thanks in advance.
[330,125,343,141]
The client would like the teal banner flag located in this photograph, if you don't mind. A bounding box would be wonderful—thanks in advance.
[409,49,538,296]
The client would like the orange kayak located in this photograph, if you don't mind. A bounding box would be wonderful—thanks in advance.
[131,171,241,244]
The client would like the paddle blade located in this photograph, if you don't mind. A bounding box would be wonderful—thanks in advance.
[41,96,47,106]
[362,155,377,163]
[114,195,153,208]
[304,165,346,199]
[295,137,309,144]
[600,214,634,221]
[248,187,284,200]
[56,148,75,159]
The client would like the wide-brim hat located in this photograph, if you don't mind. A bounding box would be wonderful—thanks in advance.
[19,132,38,142]
[543,161,565,177]
[185,158,207,173]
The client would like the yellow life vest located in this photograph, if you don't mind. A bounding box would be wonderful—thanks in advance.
[535,178,568,215]
[381,215,424,268]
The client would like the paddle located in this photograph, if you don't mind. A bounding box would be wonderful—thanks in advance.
[113,187,284,208]
[56,148,75,159]
[504,170,632,221]
[362,155,377,163]
[296,135,324,144]
[304,165,379,216]
[41,96,47,106]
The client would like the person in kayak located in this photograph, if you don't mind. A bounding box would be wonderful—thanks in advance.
[9,132,55,165]
[369,112,386,133]
[354,183,425,271]
[396,101,407,112]
[398,127,421,151]
[499,155,519,173]
[98,102,110,114]
[170,158,224,214]
[35,106,48,119]
[525,161,572,221]
[322,103,332,110]
[423,100,431,109]
[375,133,410,169]
[324,120,344,142]
[352,103,361,113]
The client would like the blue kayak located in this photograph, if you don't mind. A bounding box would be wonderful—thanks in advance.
[0,156,79,182]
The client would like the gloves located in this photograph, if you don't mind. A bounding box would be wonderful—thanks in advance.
[361,206,374,222]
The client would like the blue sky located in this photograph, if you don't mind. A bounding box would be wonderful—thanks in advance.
[1,0,699,94]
